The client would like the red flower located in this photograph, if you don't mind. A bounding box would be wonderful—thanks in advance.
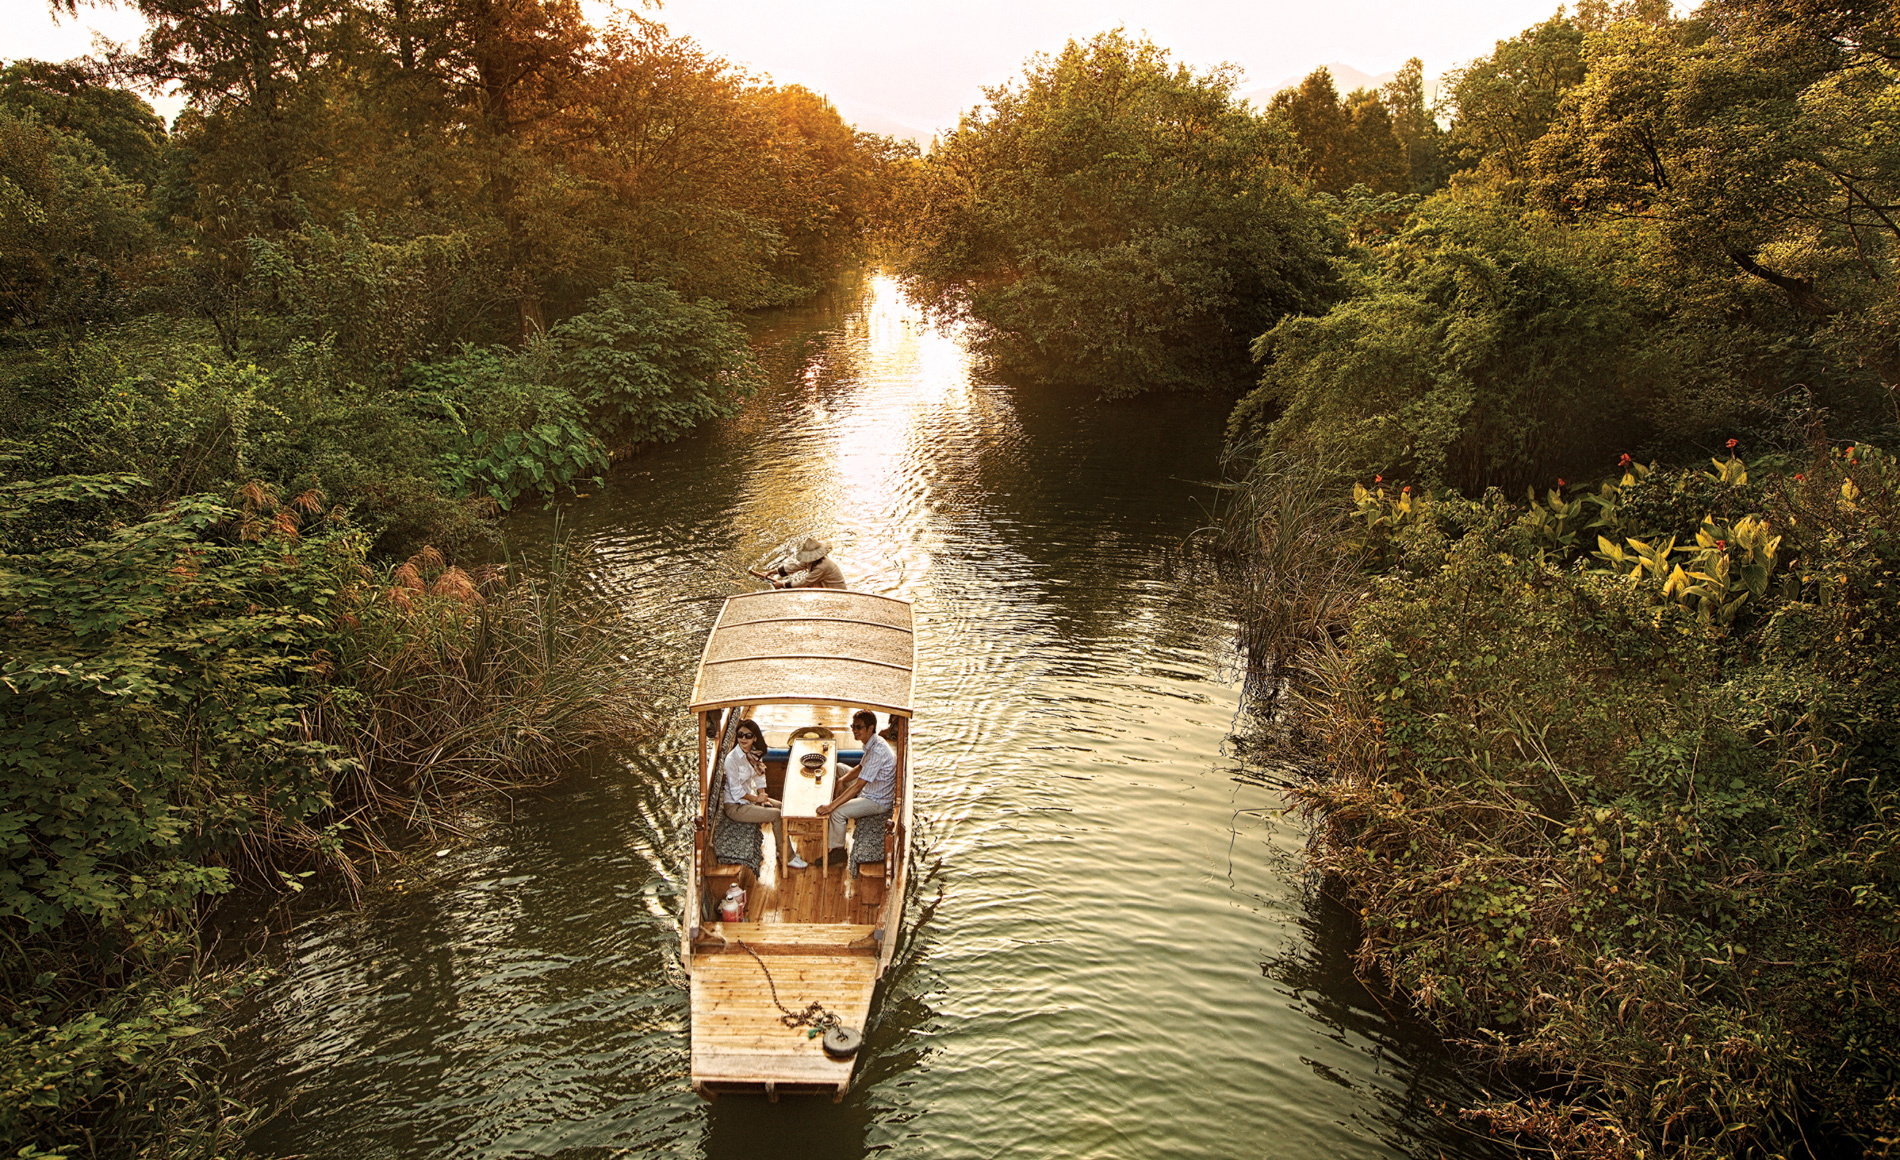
[1373,474,1382,483]
[1726,438,1738,450]
[1618,453,1632,467]
[1557,478,1566,487]
[1402,486,1411,494]
[1715,539,1728,550]
[1795,473,1805,481]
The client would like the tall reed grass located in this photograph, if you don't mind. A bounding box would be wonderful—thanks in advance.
[1216,444,1365,743]
[237,534,650,891]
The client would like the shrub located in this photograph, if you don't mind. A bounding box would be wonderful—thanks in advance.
[0,478,349,1156]
[1,476,653,1156]
[553,277,763,449]
[0,967,258,1159]
[248,219,494,381]
[1251,444,1900,1155]
[405,341,607,511]
[2,332,504,558]
[1232,198,1664,495]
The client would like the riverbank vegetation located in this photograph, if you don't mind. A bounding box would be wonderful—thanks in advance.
[9,0,1899,1149]
[3,1,910,1152]
[2,482,640,1154]
[898,0,1896,1153]
[1215,0,1900,1154]
[897,32,1338,396]
[1234,449,1899,1156]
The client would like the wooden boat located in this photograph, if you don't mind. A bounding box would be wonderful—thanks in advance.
[682,588,915,1101]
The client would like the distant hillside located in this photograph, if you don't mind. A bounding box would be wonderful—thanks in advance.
[833,101,932,146]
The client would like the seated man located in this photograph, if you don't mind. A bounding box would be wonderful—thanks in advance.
[815,709,895,862]
[773,536,846,589]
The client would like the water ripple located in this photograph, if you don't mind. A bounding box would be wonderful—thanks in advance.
[223,273,1506,1160]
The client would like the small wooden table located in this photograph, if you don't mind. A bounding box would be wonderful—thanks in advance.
[779,738,837,870]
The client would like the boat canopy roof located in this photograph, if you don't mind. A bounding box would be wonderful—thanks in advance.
[688,589,915,716]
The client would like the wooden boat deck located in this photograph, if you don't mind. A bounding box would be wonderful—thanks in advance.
[707,818,886,925]
[690,923,879,1099]
[686,596,916,1102]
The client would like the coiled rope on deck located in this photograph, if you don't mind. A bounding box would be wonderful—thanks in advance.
[734,940,840,1032]
[732,940,864,1059]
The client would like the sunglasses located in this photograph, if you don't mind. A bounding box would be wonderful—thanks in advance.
[737,730,757,739]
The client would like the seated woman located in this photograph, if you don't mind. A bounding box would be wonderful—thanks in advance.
[724,720,808,870]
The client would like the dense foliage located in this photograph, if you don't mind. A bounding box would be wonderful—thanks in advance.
[553,277,764,448]
[1267,447,1900,1156]
[6,0,1899,1150]
[1233,200,1664,494]
[3,2,910,541]
[1532,0,1900,400]
[1,474,643,1155]
[1264,62,1444,195]
[0,2,910,1152]
[1220,2,1900,1155]
[1237,0,1897,488]
[897,32,1336,396]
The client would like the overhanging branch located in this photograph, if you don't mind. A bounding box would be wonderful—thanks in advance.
[1726,249,1836,316]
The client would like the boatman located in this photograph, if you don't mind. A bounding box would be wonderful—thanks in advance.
[816,710,896,862]
[773,536,846,589]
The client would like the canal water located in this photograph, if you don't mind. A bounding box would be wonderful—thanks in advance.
[226,273,1504,1158]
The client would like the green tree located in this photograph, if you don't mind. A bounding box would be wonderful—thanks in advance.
[1232,198,1667,493]
[901,31,1335,396]
[553,276,764,447]
[1268,69,1353,191]
[0,108,155,326]
[547,27,810,312]
[1574,0,1674,33]
[93,0,349,231]
[436,0,593,335]
[0,60,168,189]
[1381,58,1447,193]
[749,84,918,293]
[1532,2,1900,408]
[1441,13,1588,190]
[1268,70,1412,194]
[1343,88,1409,193]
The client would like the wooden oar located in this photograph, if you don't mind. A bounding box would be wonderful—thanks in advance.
[746,567,780,587]
[714,561,776,588]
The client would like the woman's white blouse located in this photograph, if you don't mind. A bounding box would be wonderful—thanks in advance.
[723,746,764,805]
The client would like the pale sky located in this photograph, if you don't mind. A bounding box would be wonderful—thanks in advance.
[3,0,1580,135]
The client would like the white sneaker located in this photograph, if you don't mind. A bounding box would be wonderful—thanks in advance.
[787,854,809,870]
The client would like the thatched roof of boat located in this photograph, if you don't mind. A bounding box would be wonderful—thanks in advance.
[688,590,915,715]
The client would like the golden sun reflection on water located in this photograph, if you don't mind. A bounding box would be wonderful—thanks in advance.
[738,272,1015,596]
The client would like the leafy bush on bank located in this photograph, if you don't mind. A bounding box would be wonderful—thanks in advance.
[0,23,887,1155]
[552,277,764,450]
[0,476,647,1155]
[1245,445,1900,1156]
[1,272,762,543]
